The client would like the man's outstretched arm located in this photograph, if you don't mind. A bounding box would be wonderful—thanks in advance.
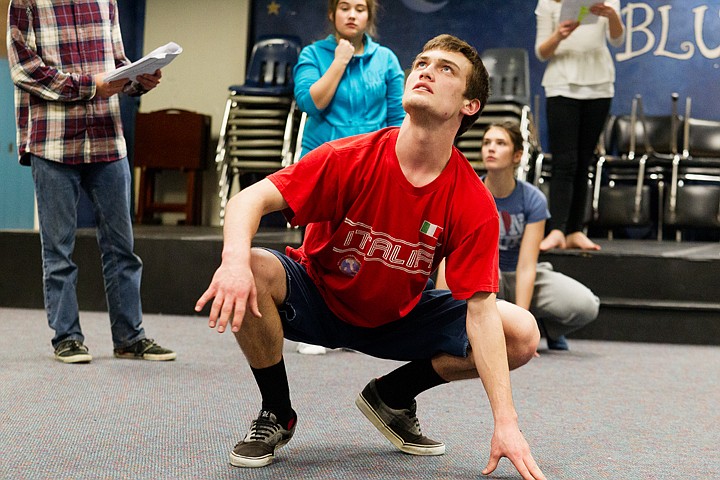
[466,293,546,480]
[195,179,288,333]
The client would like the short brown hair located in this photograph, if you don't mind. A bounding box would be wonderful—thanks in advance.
[328,0,379,38]
[484,122,523,153]
[418,34,489,137]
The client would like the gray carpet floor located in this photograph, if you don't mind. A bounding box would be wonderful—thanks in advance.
[1,307,718,479]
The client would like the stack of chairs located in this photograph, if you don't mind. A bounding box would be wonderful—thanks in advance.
[214,35,303,223]
[664,100,720,240]
[456,48,533,177]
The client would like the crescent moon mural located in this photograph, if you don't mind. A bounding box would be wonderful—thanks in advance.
[400,0,449,14]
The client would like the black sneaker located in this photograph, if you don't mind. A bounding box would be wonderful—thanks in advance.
[355,378,445,455]
[54,339,92,364]
[230,410,297,468]
[113,338,176,361]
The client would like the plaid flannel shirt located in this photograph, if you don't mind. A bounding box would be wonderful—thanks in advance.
[7,0,141,165]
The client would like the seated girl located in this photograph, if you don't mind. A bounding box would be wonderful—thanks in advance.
[439,122,599,350]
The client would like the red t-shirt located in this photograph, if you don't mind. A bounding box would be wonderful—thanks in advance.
[268,128,499,328]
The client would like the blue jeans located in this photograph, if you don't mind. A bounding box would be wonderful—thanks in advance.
[31,156,145,349]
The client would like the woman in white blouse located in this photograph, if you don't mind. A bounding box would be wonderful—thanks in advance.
[535,0,624,251]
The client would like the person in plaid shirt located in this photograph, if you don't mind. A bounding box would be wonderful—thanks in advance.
[7,0,175,364]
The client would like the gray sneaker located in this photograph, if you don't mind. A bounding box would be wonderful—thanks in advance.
[54,339,92,364]
[230,410,297,468]
[355,378,445,455]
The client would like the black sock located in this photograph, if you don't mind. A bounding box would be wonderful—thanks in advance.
[374,359,448,410]
[250,357,294,426]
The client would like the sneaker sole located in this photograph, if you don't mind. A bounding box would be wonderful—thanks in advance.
[355,392,445,456]
[55,353,92,364]
[229,451,274,468]
[113,352,177,361]
[228,438,291,468]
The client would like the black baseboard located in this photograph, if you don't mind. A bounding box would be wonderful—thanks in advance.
[572,305,720,345]
[3,228,719,345]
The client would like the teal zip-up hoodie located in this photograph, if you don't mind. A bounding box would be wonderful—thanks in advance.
[293,34,406,157]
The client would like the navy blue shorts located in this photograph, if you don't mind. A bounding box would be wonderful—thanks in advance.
[266,249,470,362]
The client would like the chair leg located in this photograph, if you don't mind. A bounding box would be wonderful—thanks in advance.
[185,170,194,225]
[184,170,202,225]
[219,168,235,224]
[193,170,203,225]
[656,181,665,241]
[136,168,146,223]
[136,167,156,224]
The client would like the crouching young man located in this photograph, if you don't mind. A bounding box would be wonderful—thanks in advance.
[196,34,545,480]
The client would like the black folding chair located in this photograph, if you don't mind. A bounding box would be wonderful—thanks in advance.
[664,101,720,239]
[591,95,679,239]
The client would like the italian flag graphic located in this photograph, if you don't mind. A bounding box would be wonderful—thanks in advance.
[420,220,443,239]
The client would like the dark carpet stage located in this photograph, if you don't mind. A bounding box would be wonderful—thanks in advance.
[2,226,719,345]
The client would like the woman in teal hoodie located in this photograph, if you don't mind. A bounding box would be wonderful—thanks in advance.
[293,0,406,158]
[293,0,404,355]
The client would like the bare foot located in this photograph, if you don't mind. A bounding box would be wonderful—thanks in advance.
[539,229,566,251]
[566,231,601,250]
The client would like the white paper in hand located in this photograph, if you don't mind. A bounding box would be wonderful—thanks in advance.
[559,0,598,24]
[104,42,183,82]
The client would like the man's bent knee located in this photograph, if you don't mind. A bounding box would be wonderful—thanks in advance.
[499,301,540,369]
[509,324,540,369]
[250,248,287,305]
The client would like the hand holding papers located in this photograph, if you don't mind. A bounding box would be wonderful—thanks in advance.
[559,0,598,25]
[105,42,183,82]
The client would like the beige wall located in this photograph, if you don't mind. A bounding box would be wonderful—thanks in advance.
[142,0,249,131]
[140,0,250,225]
[3,0,249,116]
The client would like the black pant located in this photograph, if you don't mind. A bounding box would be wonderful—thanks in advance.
[546,96,611,234]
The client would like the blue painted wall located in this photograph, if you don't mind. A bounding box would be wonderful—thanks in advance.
[252,0,720,145]
[0,59,35,229]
